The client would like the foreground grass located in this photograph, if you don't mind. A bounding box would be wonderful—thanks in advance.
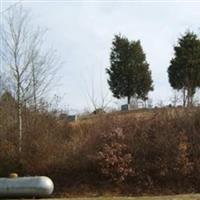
[47,194,200,200]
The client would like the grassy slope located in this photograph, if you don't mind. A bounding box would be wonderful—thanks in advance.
[48,194,200,200]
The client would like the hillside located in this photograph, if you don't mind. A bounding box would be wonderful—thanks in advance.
[1,106,200,196]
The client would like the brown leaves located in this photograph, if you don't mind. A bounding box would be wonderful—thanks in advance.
[96,128,134,184]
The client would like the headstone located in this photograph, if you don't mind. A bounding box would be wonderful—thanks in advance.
[67,115,77,122]
[121,104,131,111]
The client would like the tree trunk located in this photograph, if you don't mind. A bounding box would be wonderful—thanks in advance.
[144,100,147,108]
[17,80,22,153]
[18,103,22,153]
[17,103,22,153]
[32,63,37,111]
[187,87,193,107]
[183,88,186,107]
[127,96,131,104]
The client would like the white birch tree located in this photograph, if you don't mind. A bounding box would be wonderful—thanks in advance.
[0,5,59,153]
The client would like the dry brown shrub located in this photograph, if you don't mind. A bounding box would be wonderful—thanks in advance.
[1,101,200,194]
[96,128,134,184]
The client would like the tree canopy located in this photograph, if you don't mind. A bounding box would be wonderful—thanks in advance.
[168,31,200,106]
[106,34,153,104]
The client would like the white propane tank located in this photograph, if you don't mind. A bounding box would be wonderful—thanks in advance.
[0,176,54,197]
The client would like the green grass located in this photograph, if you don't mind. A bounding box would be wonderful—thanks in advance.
[48,194,200,200]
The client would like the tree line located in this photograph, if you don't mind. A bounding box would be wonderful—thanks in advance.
[107,32,200,107]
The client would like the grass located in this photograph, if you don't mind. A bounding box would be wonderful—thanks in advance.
[45,194,200,200]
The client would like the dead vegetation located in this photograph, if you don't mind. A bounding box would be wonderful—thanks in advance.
[0,97,200,196]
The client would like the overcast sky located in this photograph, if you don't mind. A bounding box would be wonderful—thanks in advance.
[1,0,200,113]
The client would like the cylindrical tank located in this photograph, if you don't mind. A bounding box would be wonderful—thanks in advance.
[0,176,54,197]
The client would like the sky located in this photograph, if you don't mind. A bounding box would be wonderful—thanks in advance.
[1,0,200,113]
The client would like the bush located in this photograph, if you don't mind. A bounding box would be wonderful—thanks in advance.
[96,128,134,184]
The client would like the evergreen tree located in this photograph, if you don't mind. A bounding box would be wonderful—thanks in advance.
[106,34,153,104]
[0,91,16,104]
[168,31,200,107]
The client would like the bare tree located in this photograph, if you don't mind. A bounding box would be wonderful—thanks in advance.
[0,5,59,153]
[170,90,182,107]
[83,70,113,113]
[28,48,58,110]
